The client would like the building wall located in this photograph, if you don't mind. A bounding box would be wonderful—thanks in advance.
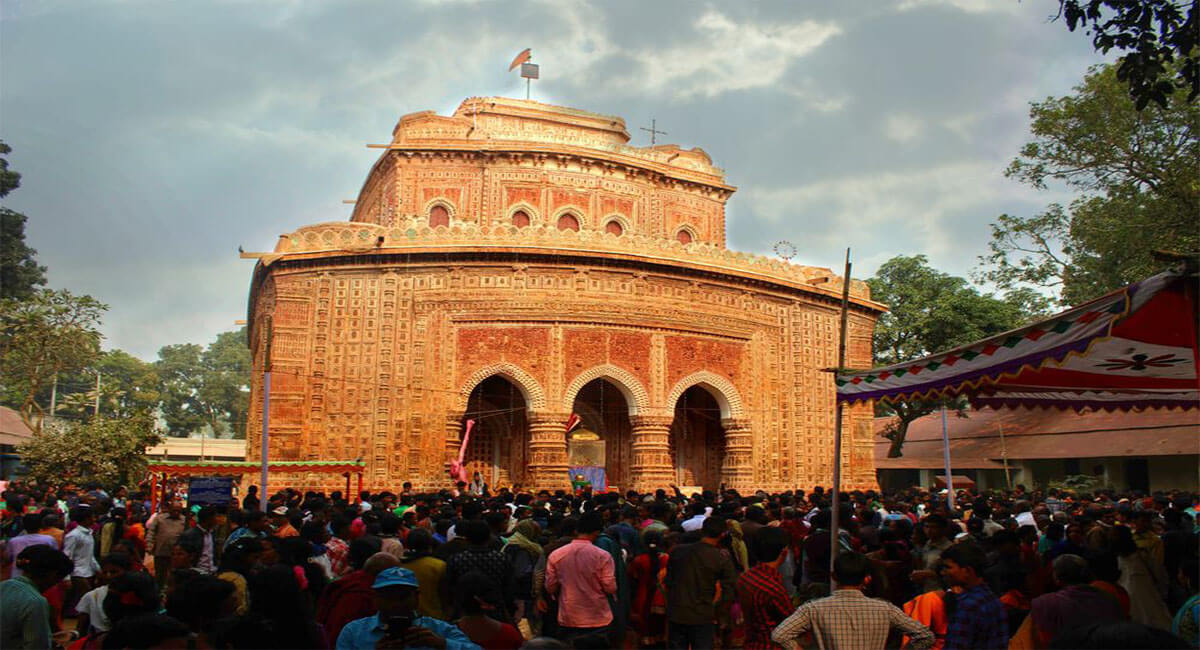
[247,256,877,493]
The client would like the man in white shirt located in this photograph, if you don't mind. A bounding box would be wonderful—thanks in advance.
[63,507,99,615]
[680,502,708,532]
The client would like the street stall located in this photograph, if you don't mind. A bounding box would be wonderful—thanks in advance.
[145,459,366,511]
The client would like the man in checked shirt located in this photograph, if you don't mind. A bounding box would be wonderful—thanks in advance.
[771,552,934,650]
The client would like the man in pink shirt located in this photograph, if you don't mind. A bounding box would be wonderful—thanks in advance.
[545,511,617,644]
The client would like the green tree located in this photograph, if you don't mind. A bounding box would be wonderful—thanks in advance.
[979,63,1199,305]
[0,289,106,431]
[1054,0,1197,109]
[870,255,1030,457]
[18,414,162,488]
[0,141,47,299]
[156,343,206,437]
[155,328,251,439]
[198,328,251,439]
[56,349,160,421]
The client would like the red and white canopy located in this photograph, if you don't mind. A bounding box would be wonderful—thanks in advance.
[836,268,1198,411]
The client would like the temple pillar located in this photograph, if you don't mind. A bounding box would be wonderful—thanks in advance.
[721,418,754,491]
[630,414,675,493]
[526,411,570,491]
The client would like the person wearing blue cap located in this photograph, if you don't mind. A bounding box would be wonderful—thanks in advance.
[336,566,481,650]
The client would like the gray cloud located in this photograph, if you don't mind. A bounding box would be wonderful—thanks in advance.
[1,0,1108,359]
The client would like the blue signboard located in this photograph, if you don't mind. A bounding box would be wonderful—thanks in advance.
[188,476,234,507]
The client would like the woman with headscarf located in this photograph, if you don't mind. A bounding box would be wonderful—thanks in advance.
[504,518,542,637]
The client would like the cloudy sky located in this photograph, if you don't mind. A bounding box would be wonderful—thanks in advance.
[2,0,1106,360]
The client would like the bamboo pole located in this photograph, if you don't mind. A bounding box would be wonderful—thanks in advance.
[830,248,852,582]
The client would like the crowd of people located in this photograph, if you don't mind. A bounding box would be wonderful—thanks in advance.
[1,478,1197,649]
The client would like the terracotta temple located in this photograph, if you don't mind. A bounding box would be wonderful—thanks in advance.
[245,97,883,493]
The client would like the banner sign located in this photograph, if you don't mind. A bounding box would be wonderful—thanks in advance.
[187,476,234,507]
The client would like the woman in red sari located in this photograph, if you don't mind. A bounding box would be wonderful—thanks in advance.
[627,530,669,647]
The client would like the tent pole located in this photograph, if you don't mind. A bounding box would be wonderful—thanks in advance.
[830,248,852,584]
[940,405,955,512]
[999,422,1011,490]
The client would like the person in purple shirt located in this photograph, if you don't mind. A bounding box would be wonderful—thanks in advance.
[4,513,58,577]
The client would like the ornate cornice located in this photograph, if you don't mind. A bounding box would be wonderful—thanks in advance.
[264,220,880,309]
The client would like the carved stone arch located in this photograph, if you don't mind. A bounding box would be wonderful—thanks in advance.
[673,223,698,245]
[505,202,541,228]
[423,198,457,228]
[562,364,650,415]
[455,362,547,413]
[552,205,588,231]
[601,213,631,236]
[666,371,744,420]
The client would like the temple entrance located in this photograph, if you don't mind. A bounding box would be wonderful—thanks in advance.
[570,379,633,490]
[671,386,726,491]
[462,375,529,488]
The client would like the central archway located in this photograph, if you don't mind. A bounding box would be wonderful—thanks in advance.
[670,386,726,491]
[462,375,529,488]
[570,379,633,490]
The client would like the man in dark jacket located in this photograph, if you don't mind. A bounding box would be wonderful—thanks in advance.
[665,516,736,649]
[316,538,395,646]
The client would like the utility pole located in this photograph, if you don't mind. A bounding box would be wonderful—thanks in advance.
[260,317,273,512]
[829,248,852,586]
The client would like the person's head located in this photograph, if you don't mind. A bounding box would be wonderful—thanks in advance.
[165,574,237,632]
[405,527,434,554]
[300,521,330,544]
[1132,510,1154,533]
[1051,554,1091,586]
[20,512,43,534]
[196,506,217,529]
[103,571,162,624]
[832,552,872,587]
[458,518,492,546]
[940,543,986,587]
[576,511,604,538]
[922,514,948,541]
[363,552,401,577]
[753,526,790,564]
[171,537,201,569]
[99,552,134,585]
[700,516,725,540]
[242,509,268,533]
[371,567,421,616]
[71,506,95,528]
[15,544,72,591]
[349,536,383,570]
[167,500,183,517]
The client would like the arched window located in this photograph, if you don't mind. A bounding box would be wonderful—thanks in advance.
[511,210,530,228]
[557,213,580,231]
[429,205,450,228]
[676,228,693,245]
[605,220,624,236]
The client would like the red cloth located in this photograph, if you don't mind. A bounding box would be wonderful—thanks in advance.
[315,569,376,646]
[468,623,523,650]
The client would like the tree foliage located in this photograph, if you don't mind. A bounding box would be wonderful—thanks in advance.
[0,289,106,432]
[1,141,47,300]
[55,349,160,421]
[18,415,162,488]
[869,255,1031,457]
[156,328,250,439]
[979,63,1199,305]
[1055,0,1198,109]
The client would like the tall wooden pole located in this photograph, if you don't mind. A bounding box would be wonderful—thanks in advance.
[830,248,852,582]
[999,422,1012,489]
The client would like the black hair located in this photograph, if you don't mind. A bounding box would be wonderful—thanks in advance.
[101,552,134,571]
[941,543,987,574]
[103,571,161,625]
[753,526,790,563]
[458,518,492,545]
[700,516,725,539]
[349,536,383,570]
[454,571,503,615]
[165,574,235,628]
[21,512,44,534]
[832,552,872,586]
[15,544,72,581]
[578,512,604,535]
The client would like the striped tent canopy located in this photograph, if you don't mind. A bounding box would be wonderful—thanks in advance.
[836,267,1198,412]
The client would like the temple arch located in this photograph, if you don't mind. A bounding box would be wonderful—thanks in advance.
[455,362,547,412]
[602,213,631,236]
[424,198,456,228]
[674,224,697,245]
[665,370,744,420]
[562,364,650,415]
[505,202,539,228]
[552,206,588,231]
